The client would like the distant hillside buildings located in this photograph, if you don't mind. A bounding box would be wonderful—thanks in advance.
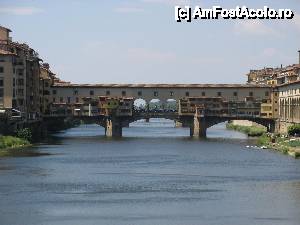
[246,52,300,86]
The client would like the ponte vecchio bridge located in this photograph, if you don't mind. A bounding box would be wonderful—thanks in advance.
[44,83,277,137]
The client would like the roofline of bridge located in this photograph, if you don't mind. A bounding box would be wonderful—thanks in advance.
[52,83,271,88]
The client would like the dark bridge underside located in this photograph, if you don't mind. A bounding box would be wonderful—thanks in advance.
[43,113,275,137]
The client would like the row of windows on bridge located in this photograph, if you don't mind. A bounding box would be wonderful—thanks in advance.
[51,90,270,98]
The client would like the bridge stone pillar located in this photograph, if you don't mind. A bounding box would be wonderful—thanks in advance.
[105,118,123,137]
[267,120,276,133]
[190,116,207,138]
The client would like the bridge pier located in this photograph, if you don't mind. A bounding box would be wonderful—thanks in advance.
[105,118,123,137]
[190,116,207,138]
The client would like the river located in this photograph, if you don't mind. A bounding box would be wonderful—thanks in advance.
[1,119,300,225]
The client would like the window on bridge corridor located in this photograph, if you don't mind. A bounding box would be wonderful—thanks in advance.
[106,90,110,96]
[218,92,222,97]
[233,92,237,97]
[202,92,205,96]
[138,91,142,96]
[122,91,126,96]
[249,92,253,97]
[74,90,78,95]
[170,91,174,97]
[90,90,94,95]
[185,92,189,97]
[265,91,269,96]
[154,91,158,97]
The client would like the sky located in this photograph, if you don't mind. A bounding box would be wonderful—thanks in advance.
[0,0,299,84]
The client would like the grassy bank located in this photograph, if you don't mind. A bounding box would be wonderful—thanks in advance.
[226,122,300,158]
[226,123,266,137]
[257,134,300,158]
[0,136,31,156]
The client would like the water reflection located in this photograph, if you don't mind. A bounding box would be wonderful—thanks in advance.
[1,119,300,225]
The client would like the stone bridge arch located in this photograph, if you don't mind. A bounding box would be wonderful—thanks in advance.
[204,117,275,133]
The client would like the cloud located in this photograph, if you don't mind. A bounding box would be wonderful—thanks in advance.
[114,6,144,13]
[0,6,44,15]
[233,20,277,36]
[262,48,277,57]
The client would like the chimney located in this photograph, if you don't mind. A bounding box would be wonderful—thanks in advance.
[298,50,300,65]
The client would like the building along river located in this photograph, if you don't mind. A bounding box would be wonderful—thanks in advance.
[1,119,300,225]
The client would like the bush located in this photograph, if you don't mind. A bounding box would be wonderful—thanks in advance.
[257,134,270,146]
[288,124,300,136]
[0,135,29,150]
[226,123,266,137]
[16,128,32,141]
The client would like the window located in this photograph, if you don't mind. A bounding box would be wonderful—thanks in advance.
[0,67,4,73]
[185,91,189,97]
[17,69,23,76]
[274,92,278,96]
[154,91,158,97]
[265,91,269,97]
[217,92,222,97]
[74,90,78,95]
[60,97,63,103]
[0,89,3,98]
[122,91,126,96]
[18,79,24,86]
[170,91,174,97]
[52,90,57,95]
[249,92,253,97]
[67,97,71,103]
[45,82,49,88]
[138,91,142,96]
[17,89,24,95]
[76,97,79,103]
[233,92,237,97]
[53,97,56,103]
[202,92,205,96]
[0,78,3,87]
[106,90,110,96]
[90,90,94,96]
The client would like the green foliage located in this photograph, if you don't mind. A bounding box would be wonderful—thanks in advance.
[16,128,32,141]
[226,123,266,137]
[288,140,300,147]
[0,135,29,150]
[278,145,289,154]
[288,124,300,136]
[257,134,270,146]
